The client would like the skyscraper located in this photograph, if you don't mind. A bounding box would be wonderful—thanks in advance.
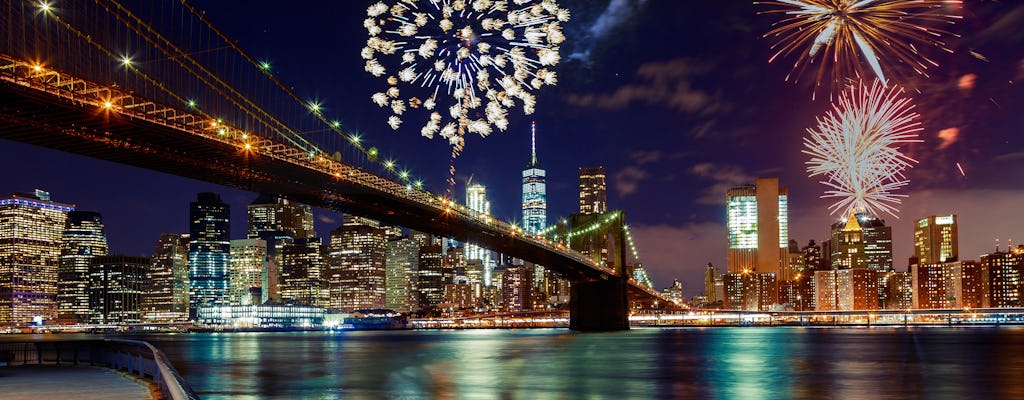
[280,237,328,308]
[0,190,72,325]
[144,233,189,321]
[229,239,268,306]
[859,214,893,272]
[465,183,494,285]
[914,214,959,264]
[726,178,789,276]
[58,211,108,323]
[522,121,547,234]
[247,195,315,239]
[830,212,866,270]
[188,192,231,320]
[385,237,419,312]
[983,250,1022,308]
[417,244,444,308]
[89,255,147,324]
[326,216,387,312]
[704,263,720,303]
[578,166,608,215]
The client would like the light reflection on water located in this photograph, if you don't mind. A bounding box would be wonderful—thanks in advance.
[19,327,1024,399]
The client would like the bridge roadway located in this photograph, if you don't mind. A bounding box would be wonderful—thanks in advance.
[0,54,669,315]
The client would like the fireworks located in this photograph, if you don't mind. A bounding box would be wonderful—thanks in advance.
[757,0,961,94]
[803,80,923,217]
[363,0,569,150]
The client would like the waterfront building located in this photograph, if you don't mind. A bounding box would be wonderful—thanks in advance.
[143,233,189,322]
[522,121,548,235]
[280,238,328,308]
[327,217,387,312]
[723,272,777,311]
[983,250,1023,307]
[195,304,325,328]
[385,237,419,312]
[914,214,958,264]
[814,269,878,311]
[951,261,988,309]
[779,272,814,311]
[58,211,108,323]
[785,240,805,281]
[89,255,148,324]
[802,240,823,271]
[229,239,267,306]
[578,166,608,215]
[886,271,913,310]
[443,279,476,311]
[465,183,494,285]
[188,192,231,320]
[501,264,534,312]
[0,190,72,325]
[726,178,789,277]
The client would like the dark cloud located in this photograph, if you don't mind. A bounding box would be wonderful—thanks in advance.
[569,0,649,61]
[690,162,755,205]
[565,59,719,114]
[613,166,649,197]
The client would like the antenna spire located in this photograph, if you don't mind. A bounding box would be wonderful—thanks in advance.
[530,121,537,166]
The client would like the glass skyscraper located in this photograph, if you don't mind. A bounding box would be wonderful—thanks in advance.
[145,233,189,321]
[58,211,108,323]
[522,121,547,234]
[466,183,494,285]
[327,216,387,312]
[188,192,231,320]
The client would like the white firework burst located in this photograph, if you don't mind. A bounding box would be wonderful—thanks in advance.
[802,80,923,217]
[364,0,569,148]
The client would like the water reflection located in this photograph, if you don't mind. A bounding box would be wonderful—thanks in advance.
[53,327,1022,399]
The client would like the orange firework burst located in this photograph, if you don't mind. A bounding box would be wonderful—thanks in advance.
[757,0,962,97]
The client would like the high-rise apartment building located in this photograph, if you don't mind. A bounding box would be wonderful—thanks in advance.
[280,238,328,308]
[914,214,958,264]
[578,166,608,215]
[523,122,547,235]
[229,239,268,306]
[465,183,494,285]
[385,237,419,312]
[327,217,387,312]
[89,255,148,324]
[188,192,231,320]
[0,190,72,325]
[58,211,108,323]
[983,250,1023,308]
[501,264,534,312]
[144,233,189,321]
[814,268,878,311]
[726,178,789,276]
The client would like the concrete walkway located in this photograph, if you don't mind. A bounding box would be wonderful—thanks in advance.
[0,365,156,399]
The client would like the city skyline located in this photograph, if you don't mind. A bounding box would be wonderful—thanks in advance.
[1,1,1022,295]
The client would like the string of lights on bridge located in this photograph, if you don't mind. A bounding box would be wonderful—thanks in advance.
[29,0,646,269]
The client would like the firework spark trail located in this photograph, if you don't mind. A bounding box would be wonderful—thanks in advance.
[803,80,923,217]
[757,0,962,96]
[364,0,568,147]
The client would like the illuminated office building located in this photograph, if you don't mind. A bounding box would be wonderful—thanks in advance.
[144,233,189,322]
[522,121,547,235]
[0,190,72,325]
[465,183,494,285]
[327,217,387,312]
[914,214,958,264]
[830,213,866,270]
[229,239,267,306]
[280,238,328,308]
[578,166,608,215]
[385,237,419,312]
[188,192,231,320]
[89,255,148,324]
[726,178,788,275]
[417,244,445,308]
[58,211,108,323]
[501,264,534,312]
[247,195,314,240]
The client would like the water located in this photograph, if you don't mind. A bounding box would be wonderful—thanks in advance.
[13,327,1024,399]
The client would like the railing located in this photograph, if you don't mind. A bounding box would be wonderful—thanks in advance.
[0,339,199,400]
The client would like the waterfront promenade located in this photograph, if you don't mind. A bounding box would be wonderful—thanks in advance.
[1,365,155,399]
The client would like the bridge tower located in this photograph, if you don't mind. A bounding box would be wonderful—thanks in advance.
[567,211,630,331]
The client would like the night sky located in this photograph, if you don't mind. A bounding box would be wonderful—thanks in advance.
[3,1,1023,295]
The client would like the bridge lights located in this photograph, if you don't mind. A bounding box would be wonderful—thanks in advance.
[37,1,51,13]
[103,101,112,109]
[187,99,196,108]
[414,180,423,189]
[259,61,271,71]
[120,55,133,67]
[331,120,341,128]
[33,65,43,72]
[308,101,322,114]
[243,143,252,150]
[383,160,395,170]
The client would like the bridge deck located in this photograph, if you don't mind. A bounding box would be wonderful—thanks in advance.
[0,365,156,399]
